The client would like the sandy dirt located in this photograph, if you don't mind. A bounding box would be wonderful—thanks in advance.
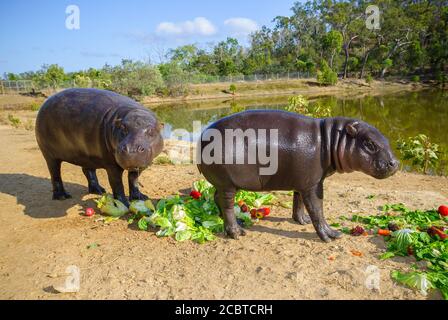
[0,124,447,300]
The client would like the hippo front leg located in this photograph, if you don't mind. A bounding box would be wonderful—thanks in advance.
[106,166,129,207]
[301,183,342,242]
[292,192,312,225]
[215,189,246,239]
[128,171,148,201]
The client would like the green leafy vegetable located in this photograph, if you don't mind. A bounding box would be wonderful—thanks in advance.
[94,194,128,217]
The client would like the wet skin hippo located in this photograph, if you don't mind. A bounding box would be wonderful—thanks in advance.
[197,110,399,242]
[35,88,163,207]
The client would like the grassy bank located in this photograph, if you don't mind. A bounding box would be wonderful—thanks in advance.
[0,78,435,111]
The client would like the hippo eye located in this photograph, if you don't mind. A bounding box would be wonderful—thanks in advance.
[363,140,377,153]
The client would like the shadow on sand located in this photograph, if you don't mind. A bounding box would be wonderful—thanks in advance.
[0,173,88,219]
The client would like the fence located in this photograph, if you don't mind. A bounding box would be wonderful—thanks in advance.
[0,71,314,95]
[0,80,34,94]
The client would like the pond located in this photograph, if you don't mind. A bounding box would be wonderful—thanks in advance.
[150,89,448,175]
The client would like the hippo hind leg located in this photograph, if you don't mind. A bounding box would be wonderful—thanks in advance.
[215,188,245,239]
[44,157,72,200]
[82,168,106,195]
[292,192,312,225]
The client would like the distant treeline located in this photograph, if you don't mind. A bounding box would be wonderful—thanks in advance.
[4,0,447,96]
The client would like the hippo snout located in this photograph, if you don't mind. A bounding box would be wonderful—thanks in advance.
[374,158,399,179]
[116,142,152,171]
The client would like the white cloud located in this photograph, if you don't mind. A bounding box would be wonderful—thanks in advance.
[224,17,259,36]
[156,17,217,37]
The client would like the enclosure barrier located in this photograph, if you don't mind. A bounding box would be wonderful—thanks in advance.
[0,71,313,95]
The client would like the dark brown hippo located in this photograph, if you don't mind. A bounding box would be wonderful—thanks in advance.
[35,88,163,207]
[197,110,399,242]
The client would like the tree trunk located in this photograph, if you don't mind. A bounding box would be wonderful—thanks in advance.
[360,51,371,79]
[343,36,358,79]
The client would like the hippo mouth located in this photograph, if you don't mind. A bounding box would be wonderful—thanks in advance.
[372,160,399,179]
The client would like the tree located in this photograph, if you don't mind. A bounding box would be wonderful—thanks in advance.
[321,30,343,69]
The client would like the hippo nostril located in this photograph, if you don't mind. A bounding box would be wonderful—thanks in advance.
[137,146,145,153]
[389,160,398,168]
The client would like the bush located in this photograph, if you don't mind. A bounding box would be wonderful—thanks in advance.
[397,134,441,174]
[316,61,338,86]
[286,95,331,118]
[108,60,164,97]
[158,62,190,97]
[30,102,41,111]
[411,75,420,82]
[365,74,373,84]
[229,84,236,95]
[8,114,21,128]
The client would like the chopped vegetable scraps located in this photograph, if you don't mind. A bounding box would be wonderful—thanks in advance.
[94,194,129,217]
[132,180,275,244]
[347,204,448,299]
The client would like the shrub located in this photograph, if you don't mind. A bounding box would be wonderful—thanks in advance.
[108,60,164,97]
[365,74,373,84]
[411,75,420,82]
[229,84,237,95]
[397,134,441,174]
[8,114,21,128]
[158,62,190,97]
[30,102,41,111]
[286,95,331,118]
[316,61,338,86]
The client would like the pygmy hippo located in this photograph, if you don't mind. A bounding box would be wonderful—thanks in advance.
[35,88,164,207]
[197,110,399,242]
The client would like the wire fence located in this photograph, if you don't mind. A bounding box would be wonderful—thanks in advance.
[0,71,314,95]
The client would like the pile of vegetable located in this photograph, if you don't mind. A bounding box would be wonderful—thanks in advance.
[346,204,448,299]
[94,180,274,244]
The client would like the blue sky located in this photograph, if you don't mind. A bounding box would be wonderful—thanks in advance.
[0,0,298,74]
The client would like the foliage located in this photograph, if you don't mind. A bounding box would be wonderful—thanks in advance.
[133,180,275,244]
[411,75,420,83]
[106,60,164,97]
[397,134,441,174]
[316,61,338,86]
[350,204,448,299]
[229,84,236,95]
[4,1,448,94]
[7,114,20,128]
[286,95,332,118]
[365,74,373,84]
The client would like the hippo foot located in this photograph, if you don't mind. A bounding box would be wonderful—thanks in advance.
[115,195,130,208]
[315,225,343,242]
[88,184,106,195]
[293,213,312,225]
[225,225,246,240]
[129,191,149,201]
[52,191,72,200]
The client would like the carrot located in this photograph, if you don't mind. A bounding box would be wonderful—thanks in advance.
[378,229,391,236]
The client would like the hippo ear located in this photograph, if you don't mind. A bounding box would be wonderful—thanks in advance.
[346,122,359,138]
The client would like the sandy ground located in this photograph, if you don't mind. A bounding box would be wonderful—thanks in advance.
[0,124,447,300]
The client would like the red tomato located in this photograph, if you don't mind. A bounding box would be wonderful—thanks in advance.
[250,208,257,218]
[190,190,202,199]
[241,204,248,213]
[438,205,448,217]
[262,207,271,216]
[85,208,95,217]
